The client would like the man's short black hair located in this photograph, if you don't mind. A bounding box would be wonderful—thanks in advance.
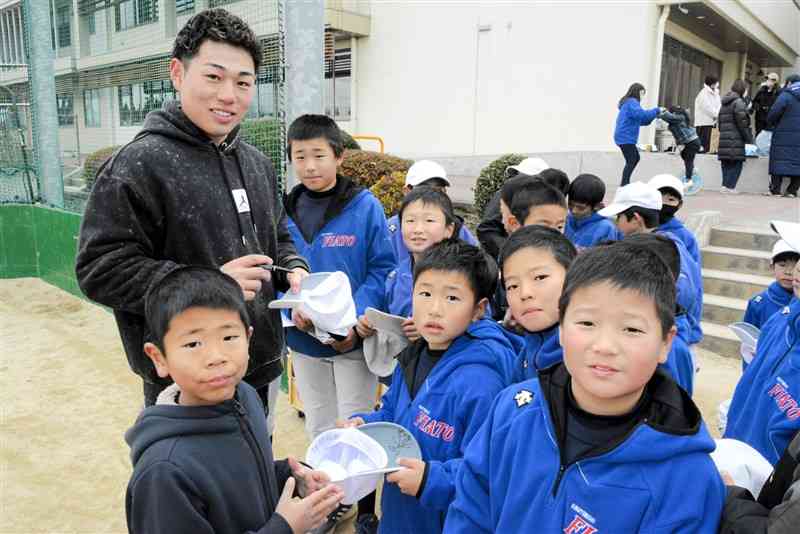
[509,181,567,224]
[567,174,606,208]
[287,114,345,160]
[145,266,251,352]
[173,9,262,71]
[413,239,498,303]
[773,251,800,265]
[705,75,718,86]
[499,225,577,282]
[500,175,536,208]
[618,206,661,229]
[620,233,680,283]
[538,168,570,195]
[559,243,675,339]
[399,186,456,227]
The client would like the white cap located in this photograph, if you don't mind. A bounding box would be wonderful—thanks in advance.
[405,160,450,187]
[768,72,779,81]
[506,157,549,177]
[648,174,684,200]
[597,182,663,217]
[771,221,800,256]
[772,239,798,261]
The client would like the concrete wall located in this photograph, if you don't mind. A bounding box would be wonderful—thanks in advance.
[740,0,800,56]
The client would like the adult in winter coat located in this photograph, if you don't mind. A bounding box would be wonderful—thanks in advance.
[75,10,309,417]
[614,82,662,186]
[752,73,781,135]
[717,79,754,193]
[766,74,800,197]
[694,75,722,153]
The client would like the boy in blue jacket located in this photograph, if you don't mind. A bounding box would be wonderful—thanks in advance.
[743,239,798,330]
[444,243,725,533]
[283,115,395,445]
[126,267,343,534]
[649,174,701,265]
[499,225,577,381]
[564,173,621,249]
[343,240,517,534]
[725,223,800,465]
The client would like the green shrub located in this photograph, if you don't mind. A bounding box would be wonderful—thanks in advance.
[239,118,284,183]
[340,149,412,189]
[369,171,406,217]
[83,145,120,190]
[472,153,527,215]
[342,130,361,150]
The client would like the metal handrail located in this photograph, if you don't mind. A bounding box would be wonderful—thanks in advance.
[352,135,385,153]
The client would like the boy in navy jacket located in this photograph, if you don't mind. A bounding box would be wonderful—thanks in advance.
[343,240,517,534]
[283,115,395,443]
[126,267,343,534]
[564,173,621,249]
[499,226,577,381]
[743,239,798,330]
[649,174,701,265]
[445,243,725,533]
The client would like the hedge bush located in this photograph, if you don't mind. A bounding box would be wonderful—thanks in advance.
[239,118,284,182]
[83,145,120,190]
[369,171,406,217]
[472,153,527,215]
[340,149,412,189]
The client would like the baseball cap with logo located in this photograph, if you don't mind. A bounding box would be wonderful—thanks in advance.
[772,239,798,262]
[405,160,450,187]
[597,182,663,218]
[768,72,779,81]
[648,174,684,200]
[506,157,549,178]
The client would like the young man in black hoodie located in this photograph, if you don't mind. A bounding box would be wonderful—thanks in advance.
[75,9,309,421]
[126,266,343,533]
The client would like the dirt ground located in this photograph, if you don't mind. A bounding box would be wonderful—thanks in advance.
[0,278,740,533]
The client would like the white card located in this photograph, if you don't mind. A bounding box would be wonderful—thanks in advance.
[232,189,251,213]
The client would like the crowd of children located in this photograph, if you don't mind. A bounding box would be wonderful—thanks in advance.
[122,109,800,534]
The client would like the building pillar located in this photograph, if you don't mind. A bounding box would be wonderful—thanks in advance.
[22,0,64,207]
[160,0,176,41]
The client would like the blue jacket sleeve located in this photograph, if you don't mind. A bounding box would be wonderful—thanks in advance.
[458,225,480,247]
[631,101,660,125]
[743,299,759,328]
[442,395,502,534]
[355,367,401,424]
[352,199,395,316]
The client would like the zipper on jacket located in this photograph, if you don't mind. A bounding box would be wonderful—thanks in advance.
[233,399,273,507]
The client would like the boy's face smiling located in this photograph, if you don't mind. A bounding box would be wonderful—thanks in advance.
[503,247,566,333]
[773,255,799,291]
[413,269,485,351]
[291,137,343,192]
[144,307,251,406]
[523,205,568,233]
[560,282,675,416]
[401,200,455,259]
[170,40,256,145]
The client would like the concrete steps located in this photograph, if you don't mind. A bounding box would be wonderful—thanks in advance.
[698,228,778,360]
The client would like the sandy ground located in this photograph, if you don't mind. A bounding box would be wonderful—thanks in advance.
[1,278,740,532]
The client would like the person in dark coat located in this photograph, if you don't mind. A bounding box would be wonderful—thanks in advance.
[717,79,754,193]
[752,73,781,135]
[766,74,800,197]
[75,10,309,415]
[719,430,800,533]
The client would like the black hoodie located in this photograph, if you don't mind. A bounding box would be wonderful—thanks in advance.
[125,383,294,534]
[76,102,308,391]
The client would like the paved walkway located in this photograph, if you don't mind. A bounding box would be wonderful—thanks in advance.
[667,188,798,232]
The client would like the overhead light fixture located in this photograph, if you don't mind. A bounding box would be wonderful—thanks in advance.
[697,15,705,20]
[678,4,689,15]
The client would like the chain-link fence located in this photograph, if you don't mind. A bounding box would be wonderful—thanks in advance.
[0,0,286,213]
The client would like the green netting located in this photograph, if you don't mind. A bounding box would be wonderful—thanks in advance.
[1,0,285,213]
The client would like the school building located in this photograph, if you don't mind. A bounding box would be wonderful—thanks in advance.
[1,0,799,163]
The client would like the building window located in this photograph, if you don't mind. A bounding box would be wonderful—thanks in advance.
[86,11,96,35]
[57,94,74,126]
[1,7,25,65]
[116,0,158,31]
[118,80,177,126]
[176,0,195,15]
[208,0,244,7]
[52,3,71,49]
[324,46,351,121]
[83,89,101,127]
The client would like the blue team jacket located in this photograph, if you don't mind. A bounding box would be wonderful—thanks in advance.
[658,217,701,266]
[284,181,395,357]
[385,257,413,317]
[657,229,704,345]
[516,324,563,382]
[614,98,661,145]
[725,299,800,465]
[354,320,517,534]
[660,313,695,395]
[387,214,479,267]
[564,212,621,250]
[444,364,725,533]
[744,282,794,330]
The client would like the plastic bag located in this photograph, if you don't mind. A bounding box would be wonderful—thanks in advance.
[755,130,772,157]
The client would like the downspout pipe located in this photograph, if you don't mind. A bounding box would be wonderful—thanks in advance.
[649,4,670,146]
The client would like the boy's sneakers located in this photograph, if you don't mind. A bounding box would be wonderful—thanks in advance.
[355,513,380,534]
[311,503,354,534]
[783,192,798,198]
[720,187,740,194]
